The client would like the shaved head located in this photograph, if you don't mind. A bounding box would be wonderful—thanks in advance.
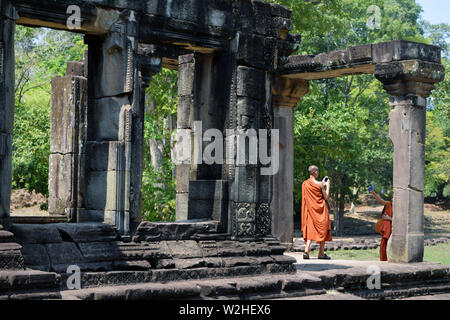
[308,165,319,175]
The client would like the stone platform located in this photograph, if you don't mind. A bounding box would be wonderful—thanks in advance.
[0,222,298,299]
[1,251,449,300]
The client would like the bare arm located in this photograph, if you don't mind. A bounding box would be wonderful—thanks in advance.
[321,180,330,200]
[370,190,387,206]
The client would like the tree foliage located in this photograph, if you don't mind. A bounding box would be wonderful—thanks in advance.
[275,0,449,233]
[13,26,86,196]
[142,68,178,221]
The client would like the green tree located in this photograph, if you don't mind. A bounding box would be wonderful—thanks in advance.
[142,68,178,221]
[13,26,86,197]
[276,0,446,235]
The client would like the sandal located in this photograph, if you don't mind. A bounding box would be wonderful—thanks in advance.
[318,253,331,260]
[303,253,310,259]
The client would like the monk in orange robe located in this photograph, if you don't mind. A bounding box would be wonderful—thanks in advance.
[369,186,393,261]
[301,165,332,260]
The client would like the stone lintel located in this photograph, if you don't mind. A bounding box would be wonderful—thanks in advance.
[279,41,443,82]
[272,77,309,108]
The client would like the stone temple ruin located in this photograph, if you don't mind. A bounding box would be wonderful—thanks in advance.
[0,0,446,299]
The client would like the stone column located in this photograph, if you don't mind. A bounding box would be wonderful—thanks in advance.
[84,11,143,237]
[270,77,309,247]
[175,54,197,221]
[48,62,87,221]
[375,59,445,263]
[0,1,17,230]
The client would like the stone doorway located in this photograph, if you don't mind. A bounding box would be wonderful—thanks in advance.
[10,26,87,225]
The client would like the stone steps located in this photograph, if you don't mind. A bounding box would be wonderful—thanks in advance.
[2,260,449,300]
[0,270,61,300]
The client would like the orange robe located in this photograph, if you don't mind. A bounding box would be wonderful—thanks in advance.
[301,178,332,243]
[379,202,393,261]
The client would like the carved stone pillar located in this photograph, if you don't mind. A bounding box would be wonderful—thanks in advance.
[49,62,87,221]
[271,77,309,247]
[375,59,445,262]
[0,0,17,230]
[84,11,142,237]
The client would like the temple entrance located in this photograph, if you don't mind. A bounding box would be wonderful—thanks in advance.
[10,25,86,224]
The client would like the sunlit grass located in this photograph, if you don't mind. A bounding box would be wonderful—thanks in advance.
[328,243,450,265]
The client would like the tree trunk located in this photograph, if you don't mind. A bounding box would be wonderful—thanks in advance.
[147,99,165,188]
[334,177,346,237]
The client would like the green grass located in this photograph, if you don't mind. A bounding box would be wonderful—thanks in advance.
[328,243,450,265]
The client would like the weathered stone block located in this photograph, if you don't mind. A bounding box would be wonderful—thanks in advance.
[166,240,202,259]
[54,223,118,243]
[45,242,84,266]
[175,164,191,193]
[373,40,441,64]
[203,257,224,268]
[176,193,189,221]
[236,66,265,100]
[0,133,10,156]
[83,210,108,223]
[178,59,196,96]
[50,75,87,154]
[88,32,135,98]
[48,153,75,215]
[328,49,349,67]
[20,244,50,271]
[0,19,15,135]
[375,60,445,89]
[0,230,13,243]
[85,170,129,211]
[134,221,218,241]
[349,44,372,63]
[113,260,151,271]
[173,258,205,269]
[236,97,263,131]
[86,141,126,171]
[177,96,194,129]
[389,99,426,191]
[78,242,119,262]
[237,34,277,70]
[231,166,257,203]
[10,224,62,244]
[252,0,275,37]
[188,180,227,200]
[87,96,131,141]
[0,135,12,224]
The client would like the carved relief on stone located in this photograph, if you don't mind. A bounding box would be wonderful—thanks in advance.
[124,40,135,93]
[233,202,256,238]
[255,202,272,237]
[119,105,132,142]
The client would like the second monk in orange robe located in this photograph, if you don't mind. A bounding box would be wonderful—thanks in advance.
[301,165,332,259]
